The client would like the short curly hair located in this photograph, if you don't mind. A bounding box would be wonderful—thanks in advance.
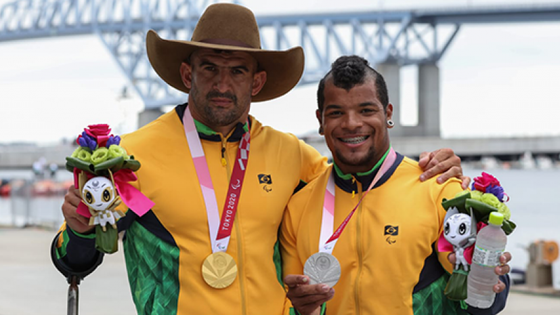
[317,55,389,112]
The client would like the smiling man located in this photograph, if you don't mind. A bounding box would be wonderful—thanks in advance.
[281,55,511,315]
[318,64,390,175]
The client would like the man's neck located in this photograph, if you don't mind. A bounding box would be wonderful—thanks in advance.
[193,118,249,138]
[212,124,239,137]
[334,147,391,179]
[188,105,248,136]
[332,148,399,194]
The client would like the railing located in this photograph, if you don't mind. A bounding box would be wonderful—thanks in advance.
[0,177,69,230]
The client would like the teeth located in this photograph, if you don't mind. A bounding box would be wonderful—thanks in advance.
[341,136,367,144]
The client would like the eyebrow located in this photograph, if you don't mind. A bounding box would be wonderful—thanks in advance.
[358,102,378,107]
[324,104,342,111]
[198,59,250,72]
[231,65,249,72]
[324,102,378,110]
[199,60,217,68]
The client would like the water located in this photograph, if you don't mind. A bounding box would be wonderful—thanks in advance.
[0,169,71,229]
[0,196,65,228]
[1,167,560,287]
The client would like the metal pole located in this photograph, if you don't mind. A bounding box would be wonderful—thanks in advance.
[67,275,79,315]
[24,179,31,227]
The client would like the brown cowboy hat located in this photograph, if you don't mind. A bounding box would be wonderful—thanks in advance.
[146,3,304,102]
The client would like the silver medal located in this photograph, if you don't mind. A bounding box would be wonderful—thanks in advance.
[303,252,341,287]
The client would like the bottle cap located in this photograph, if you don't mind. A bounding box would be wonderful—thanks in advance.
[489,212,504,226]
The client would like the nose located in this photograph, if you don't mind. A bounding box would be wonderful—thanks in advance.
[214,69,232,93]
[341,111,363,131]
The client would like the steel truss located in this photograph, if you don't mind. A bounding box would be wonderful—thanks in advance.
[1,0,559,108]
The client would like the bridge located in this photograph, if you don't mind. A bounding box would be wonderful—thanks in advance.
[2,135,560,169]
[2,1,560,133]
[1,1,560,168]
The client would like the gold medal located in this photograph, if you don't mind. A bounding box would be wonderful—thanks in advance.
[202,252,238,289]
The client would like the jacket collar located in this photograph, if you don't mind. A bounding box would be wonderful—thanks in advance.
[333,148,403,194]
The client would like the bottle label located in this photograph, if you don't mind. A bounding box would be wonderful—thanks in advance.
[472,245,503,267]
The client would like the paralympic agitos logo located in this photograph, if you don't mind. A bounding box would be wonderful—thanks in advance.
[231,179,241,190]
[258,174,272,193]
[384,225,398,244]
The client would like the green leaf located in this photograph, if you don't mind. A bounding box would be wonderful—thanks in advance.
[502,220,516,235]
[465,199,498,222]
[65,164,74,173]
[66,156,94,173]
[444,268,469,301]
[95,225,119,254]
[442,192,471,213]
[122,158,141,172]
[92,156,125,173]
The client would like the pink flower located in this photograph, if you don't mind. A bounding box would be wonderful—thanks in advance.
[84,124,112,148]
[472,172,501,193]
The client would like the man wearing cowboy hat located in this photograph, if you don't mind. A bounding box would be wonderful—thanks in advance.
[52,3,467,314]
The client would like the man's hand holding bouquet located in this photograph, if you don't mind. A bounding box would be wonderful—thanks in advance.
[66,124,154,253]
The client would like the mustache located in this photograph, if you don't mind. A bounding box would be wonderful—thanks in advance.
[206,91,237,103]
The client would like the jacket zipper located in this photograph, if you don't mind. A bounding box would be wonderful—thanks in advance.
[354,179,363,315]
[221,146,227,167]
[221,136,247,315]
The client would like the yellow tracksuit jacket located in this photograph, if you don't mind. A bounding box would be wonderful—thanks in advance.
[54,104,327,314]
[281,155,466,315]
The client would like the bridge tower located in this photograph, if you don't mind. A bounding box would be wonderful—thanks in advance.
[2,2,560,136]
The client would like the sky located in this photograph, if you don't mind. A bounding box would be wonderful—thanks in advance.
[0,0,560,144]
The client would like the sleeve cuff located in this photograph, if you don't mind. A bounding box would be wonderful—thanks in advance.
[290,303,327,315]
[51,231,104,281]
[68,226,96,239]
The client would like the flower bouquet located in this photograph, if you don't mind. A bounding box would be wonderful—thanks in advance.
[66,124,154,254]
[438,172,516,301]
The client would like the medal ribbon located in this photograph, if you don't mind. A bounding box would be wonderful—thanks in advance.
[183,108,250,253]
[319,148,397,254]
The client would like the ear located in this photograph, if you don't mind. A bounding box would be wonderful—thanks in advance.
[385,103,394,122]
[78,171,88,198]
[316,109,324,135]
[180,62,193,89]
[251,70,267,96]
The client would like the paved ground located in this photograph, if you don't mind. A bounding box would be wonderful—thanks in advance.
[1,227,559,315]
[0,227,136,315]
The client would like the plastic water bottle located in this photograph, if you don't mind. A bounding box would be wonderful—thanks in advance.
[466,212,507,309]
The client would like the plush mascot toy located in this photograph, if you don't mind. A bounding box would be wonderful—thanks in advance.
[440,207,477,300]
[81,175,125,231]
[443,208,477,272]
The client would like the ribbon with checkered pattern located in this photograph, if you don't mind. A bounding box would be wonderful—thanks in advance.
[183,108,250,253]
[319,148,396,255]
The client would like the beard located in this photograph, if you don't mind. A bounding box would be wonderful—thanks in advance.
[190,85,250,128]
[334,145,377,172]
[202,91,240,126]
